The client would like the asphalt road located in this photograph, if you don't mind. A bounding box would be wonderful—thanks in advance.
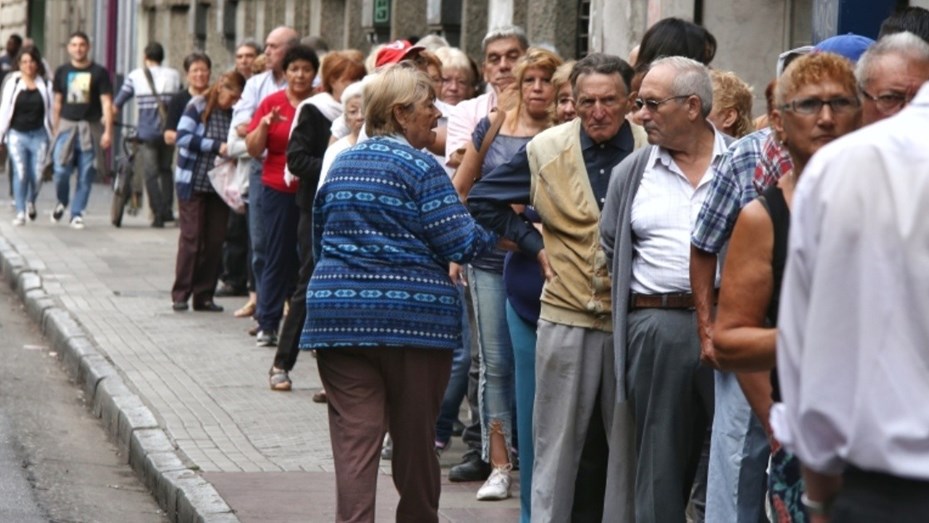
[0,281,167,523]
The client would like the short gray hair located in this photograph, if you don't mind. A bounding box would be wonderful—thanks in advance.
[481,25,529,55]
[856,31,929,85]
[650,56,713,117]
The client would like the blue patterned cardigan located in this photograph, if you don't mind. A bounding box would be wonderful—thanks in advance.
[300,136,498,351]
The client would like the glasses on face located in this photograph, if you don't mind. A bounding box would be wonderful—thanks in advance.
[859,86,910,115]
[633,95,692,112]
[780,97,860,115]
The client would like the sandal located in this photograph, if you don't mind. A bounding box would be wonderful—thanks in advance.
[269,367,292,391]
[234,299,256,318]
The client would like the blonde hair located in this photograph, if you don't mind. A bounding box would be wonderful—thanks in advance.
[513,48,563,123]
[710,69,754,138]
[552,60,576,93]
[364,64,435,136]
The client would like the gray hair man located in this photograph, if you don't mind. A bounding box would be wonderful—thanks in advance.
[600,56,730,523]
[856,31,929,125]
[469,52,646,520]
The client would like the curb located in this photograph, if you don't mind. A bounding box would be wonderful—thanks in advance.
[0,238,238,523]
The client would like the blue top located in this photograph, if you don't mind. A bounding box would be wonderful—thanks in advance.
[469,116,531,274]
[301,136,498,351]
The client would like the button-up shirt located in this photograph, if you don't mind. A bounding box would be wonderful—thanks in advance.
[630,129,728,294]
[771,83,929,479]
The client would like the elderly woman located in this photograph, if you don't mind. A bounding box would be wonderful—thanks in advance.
[0,46,52,225]
[267,50,366,392]
[713,53,861,521]
[435,47,479,106]
[552,60,577,123]
[452,47,562,502]
[246,44,319,347]
[171,71,245,312]
[301,64,497,522]
[708,69,754,138]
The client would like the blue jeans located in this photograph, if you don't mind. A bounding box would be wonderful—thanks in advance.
[506,301,536,523]
[467,266,515,463]
[52,127,97,218]
[247,160,267,296]
[435,285,472,445]
[256,185,299,333]
[8,128,49,214]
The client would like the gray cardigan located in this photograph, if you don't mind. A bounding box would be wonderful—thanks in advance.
[600,135,734,402]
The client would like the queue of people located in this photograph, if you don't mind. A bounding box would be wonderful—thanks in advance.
[3,8,929,522]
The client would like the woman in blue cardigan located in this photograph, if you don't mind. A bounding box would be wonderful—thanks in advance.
[170,70,244,312]
[301,64,498,522]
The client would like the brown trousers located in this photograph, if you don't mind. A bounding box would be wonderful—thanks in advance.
[317,347,452,523]
[171,191,229,305]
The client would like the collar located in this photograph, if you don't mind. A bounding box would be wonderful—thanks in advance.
[381,133,413,148]
[650,124,728,171]
[579,120,634,153]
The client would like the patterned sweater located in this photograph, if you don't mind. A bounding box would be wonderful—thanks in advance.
[300,136,498,351]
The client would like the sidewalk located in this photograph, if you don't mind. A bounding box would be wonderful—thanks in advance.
[0,174,520,523]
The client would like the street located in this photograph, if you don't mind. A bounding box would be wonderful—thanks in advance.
[0,279,167,522]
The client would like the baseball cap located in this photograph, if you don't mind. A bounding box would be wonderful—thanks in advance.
[813,33,875,63]
[776,45,813,76]
[375,40,425,68]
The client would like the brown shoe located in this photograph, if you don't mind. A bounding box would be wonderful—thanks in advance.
[247,324,259,336]
[312,389,328,403]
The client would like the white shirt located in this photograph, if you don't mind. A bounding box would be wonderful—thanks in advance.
[771,83,929,479]
[318,135,354,191]
[630,129,727,294]
[231,70,287,127]
[444,90,497,167]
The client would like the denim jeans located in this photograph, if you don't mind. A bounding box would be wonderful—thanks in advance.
[247,160,267,296]
[8,128,48,214]
[52,126,97,218]
[467,266,515,463]
[435,285,472,445]
[506,301,537,523]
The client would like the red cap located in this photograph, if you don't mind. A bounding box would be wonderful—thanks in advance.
[375,40,425,68]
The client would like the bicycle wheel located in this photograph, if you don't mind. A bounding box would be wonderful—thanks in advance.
[110,158,133,227]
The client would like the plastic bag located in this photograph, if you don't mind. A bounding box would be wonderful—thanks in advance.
[208,158,246,214]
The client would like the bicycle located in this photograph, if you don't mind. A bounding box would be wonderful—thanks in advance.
[110,123,143,227]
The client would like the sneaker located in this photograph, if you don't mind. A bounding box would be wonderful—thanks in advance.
[381,434,393,460]
[256,330,278,347]
[12,212,26,226]
[51,202,65,223]
[475,464,512,501]
[70,216,85,229]
[26,202,36,221]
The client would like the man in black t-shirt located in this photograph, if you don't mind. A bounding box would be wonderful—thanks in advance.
[50,30,113,229]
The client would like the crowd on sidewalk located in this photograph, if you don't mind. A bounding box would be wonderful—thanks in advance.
[2,6,929,522]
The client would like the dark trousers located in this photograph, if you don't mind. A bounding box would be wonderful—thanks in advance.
[273,206,313,370]
[318,347,452,523]
[832,467,929,523]
[139,139,175,220]
[221,210,249,291]
[256,186,299,332]
[171,191,229,304]
[461,288,483,457]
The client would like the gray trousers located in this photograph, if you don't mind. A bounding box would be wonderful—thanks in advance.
[138,139,175,219]
[531,320,635,523]
[626,308,714,523]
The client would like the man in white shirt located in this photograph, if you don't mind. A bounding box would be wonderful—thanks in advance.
[773,81,929,523]
[601,56,729,523]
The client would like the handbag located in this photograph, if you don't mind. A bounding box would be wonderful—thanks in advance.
[208,158,247,214]
[142,67,169,131]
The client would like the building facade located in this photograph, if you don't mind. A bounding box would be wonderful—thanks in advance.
[2,0,927,116]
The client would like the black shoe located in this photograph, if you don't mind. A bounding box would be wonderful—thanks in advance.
[452,419,465,437]
[172,301,189,311]
[215,283,247,297]
[151,217,165,228]
[448,452,491,482]
[193,301,224,312]
[162,213,176,223]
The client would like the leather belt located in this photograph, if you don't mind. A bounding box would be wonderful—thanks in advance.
[629,291,716,310]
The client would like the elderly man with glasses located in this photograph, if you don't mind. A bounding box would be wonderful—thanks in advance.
[600,56,732,523]
[856,31,929,125]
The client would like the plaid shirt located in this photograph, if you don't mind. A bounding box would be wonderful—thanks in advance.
[691,127,793,253]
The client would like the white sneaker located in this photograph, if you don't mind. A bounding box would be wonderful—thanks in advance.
[12,212,26,226]
[70,216,85,229]
[475,464,512,501]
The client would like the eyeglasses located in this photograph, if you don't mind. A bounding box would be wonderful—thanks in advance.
[633,95,692,112]
[859,86,910,115]
[780,97,860,115]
